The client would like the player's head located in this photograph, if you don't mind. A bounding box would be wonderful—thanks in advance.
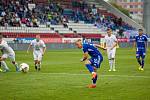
[36,34,40,42]
[138,29,143,36]
[0,33,3,42]
[75,39,82,49]
[107,28,112,36]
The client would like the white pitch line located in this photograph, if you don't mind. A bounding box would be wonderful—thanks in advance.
[31,72,150,79]
[2,72,150,79]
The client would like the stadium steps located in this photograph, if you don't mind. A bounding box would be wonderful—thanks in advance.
[67,22,105,34]
[87,0,144,30]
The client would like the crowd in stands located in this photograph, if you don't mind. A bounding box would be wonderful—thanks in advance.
[70,1,134,31]
[0,0,134,31]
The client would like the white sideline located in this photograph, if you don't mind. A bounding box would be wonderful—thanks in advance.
[32,72,150,79]
[4,72,150,79]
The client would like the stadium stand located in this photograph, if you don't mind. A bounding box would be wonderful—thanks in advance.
[0,0,140,38]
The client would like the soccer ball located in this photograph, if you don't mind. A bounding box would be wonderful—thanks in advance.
[19,63,29,73]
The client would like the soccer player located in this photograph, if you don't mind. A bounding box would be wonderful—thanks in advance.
[75,39,103,88]
[0,34,19,72]
[27,34,46,71]
[134,29,148,71]
[0,62,2,72]
[104,28,118,72]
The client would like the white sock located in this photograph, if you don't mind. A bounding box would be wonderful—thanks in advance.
[37,63,41,69]
[1,61,9,70]
[113,59,115,70]
[109,60,113,70]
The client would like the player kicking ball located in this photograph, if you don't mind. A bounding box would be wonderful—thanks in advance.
[0,34,19,72]
[75,39,103,88]
[134,29,148,71]
[104,28,118,72]
[27,34,46,71]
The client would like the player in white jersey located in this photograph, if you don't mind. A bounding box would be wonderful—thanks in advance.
[27,34,46,71]
[0,34,19,72]
[104,28,118,71]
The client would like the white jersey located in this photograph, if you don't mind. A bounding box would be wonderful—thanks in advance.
[104,34,117,49]
[0,40,14,54]
[30,39,46,53]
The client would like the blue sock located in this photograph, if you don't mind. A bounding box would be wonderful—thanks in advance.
[93,74,98,84]
[85,64,94,73]
[141,56,145,68]
[141,59,144,68]
[137,58,141,66]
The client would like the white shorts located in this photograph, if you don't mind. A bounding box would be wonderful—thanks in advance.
[2,53,16,62]
[33,51,43,61]
[107,48,116,59]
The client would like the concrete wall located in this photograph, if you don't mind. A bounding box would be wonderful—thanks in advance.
[9,43,76,51]
[143,0,150,34]
[8,43,150,51]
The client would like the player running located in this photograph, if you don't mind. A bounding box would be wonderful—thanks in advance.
[27,34,46,71]
[75,39,103,88]
[104,28,118,72]
[0,34,19,72]
[134,29,148,71]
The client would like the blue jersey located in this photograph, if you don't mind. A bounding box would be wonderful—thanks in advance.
[82,43,102,57]
[135,34,147,50]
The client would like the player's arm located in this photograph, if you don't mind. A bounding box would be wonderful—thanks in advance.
[133,37,137,49]
[42,41,46,56]
[104,42,106,49]
[145,36,148,51]
[94,44,106,50]
[80,52,88,62]
[111,40,118,50]
[27,44,32,53]
[111,35,118,50]
[42,46,46,56]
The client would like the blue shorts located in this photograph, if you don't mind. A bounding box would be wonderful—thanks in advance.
[89,55,103,68]
[136,49,146,59]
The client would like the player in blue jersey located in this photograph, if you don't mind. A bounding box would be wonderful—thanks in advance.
[134,29,148,71]
[75,39,103,88]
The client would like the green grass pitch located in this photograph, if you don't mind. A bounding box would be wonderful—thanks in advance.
[0,48,150,100]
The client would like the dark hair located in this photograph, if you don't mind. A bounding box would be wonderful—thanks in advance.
[138,29,143,31]
[107,28,111,31]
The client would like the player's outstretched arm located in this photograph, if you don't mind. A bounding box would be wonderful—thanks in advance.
[80,52,88,62]
[94,44,106,50]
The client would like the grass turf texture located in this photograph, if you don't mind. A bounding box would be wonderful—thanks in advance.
[0,48,150,100]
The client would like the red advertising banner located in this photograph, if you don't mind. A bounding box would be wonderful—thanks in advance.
[41,38,62,43]
[117,38,129,42]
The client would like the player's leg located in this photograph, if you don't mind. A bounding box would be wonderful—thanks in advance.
[84,60,94,73]
[33,52,38,70]
[141,51,146,71]
[0,54,9,72]
[84,59,97,88]
[37,52,42,71]
[34,60,38,70]
[136,51,142,70]
[111,48,116,71]
[87,56,103,88]
[107,49,113,71]
[0,58,2,72]
[9,53,20,72]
